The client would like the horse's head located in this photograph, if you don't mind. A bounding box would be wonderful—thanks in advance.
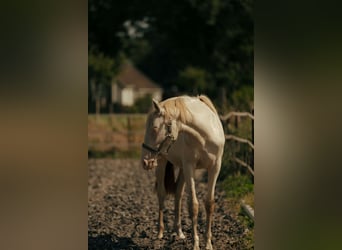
[141,99,179,170]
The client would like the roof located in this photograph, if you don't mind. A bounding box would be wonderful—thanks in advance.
[115,63,161,89]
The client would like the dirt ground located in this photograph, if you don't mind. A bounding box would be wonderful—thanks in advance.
[88,159,252,249]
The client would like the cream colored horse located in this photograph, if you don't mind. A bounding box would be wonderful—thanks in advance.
[141,95,225,250]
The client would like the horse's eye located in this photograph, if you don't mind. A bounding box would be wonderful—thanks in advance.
[153,126,158,134]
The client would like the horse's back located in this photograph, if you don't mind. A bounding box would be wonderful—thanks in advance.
[184,96,225,148]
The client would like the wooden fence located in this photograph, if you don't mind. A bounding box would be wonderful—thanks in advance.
[88,114,147,153]
[221,110,255,220]
[88,111,255,167]
[220,109,254,177]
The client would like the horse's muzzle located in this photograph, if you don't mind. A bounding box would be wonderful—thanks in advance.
[142,158,158,170]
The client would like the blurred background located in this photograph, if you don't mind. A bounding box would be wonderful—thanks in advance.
[88,0,253,113]
[88,0,254,157]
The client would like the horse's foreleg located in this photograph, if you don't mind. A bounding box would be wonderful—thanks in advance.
[205,162,221,250]
[156,158,167,239]
[174,169,185,239]
[157,193,165,239]
[205,199,215,250]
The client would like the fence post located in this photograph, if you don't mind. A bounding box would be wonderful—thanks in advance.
[234,115,239,130]
[221,110,254,179]
[251,109,254,145]
[226,118,230,135]
[127,115,133,150]
[251,108,254,183]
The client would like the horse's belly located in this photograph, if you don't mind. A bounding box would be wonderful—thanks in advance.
[166,138,221,169]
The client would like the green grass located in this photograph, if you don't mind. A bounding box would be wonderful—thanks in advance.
[220,173,254,248]
[221,173,253,199]
[238,210,254,249]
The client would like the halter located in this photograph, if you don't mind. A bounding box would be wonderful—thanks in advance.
[142,120,176,156]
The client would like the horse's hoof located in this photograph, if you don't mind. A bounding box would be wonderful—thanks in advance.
[205,242,213,250]
[157,232,163,239]
[174,229,185,239]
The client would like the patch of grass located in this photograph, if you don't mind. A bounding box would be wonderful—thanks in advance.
[221,173,253,199]
[220,172,254,249]
[88,150,115,159]
[239,193,254,248]
[114,149,141,159]
[242,192,254,208]
[219,191,254,248]
[239,213,254,249]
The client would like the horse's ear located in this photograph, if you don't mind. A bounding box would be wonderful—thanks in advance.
[152,99,163,114]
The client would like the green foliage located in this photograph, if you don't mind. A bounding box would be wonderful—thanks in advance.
[231,85,254,111]
[120,36,152,65]
[178,66,209,94]
[88,50,123,113]
[221,173,253,198]
[219,141,253,178]
[88,50,121,83]
[238,208,254,248]
[89,0,254,107]
[134,94,153,113]
[219,144,236,180]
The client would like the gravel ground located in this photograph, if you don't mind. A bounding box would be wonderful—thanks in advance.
[88,159,251,249]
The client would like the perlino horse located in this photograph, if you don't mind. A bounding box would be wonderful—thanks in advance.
[141,95,225,250]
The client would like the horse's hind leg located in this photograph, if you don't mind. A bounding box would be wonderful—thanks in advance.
[174,168,185,239]
[205,160,221,250]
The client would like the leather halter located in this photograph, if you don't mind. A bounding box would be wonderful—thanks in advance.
[142,120,176,156]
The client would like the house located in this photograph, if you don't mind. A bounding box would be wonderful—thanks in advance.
[112,63,163,106]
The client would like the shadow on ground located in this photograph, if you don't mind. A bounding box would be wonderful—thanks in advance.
[88,233,142,250]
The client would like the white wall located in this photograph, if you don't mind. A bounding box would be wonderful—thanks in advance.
[112,83,163,106]
[121,87,134,106]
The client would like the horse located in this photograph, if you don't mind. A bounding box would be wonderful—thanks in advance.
[141,95,225,250]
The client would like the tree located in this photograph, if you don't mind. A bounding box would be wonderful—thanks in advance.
[178,66,210,95]
[88,50,121,114]
[88,0,254,111]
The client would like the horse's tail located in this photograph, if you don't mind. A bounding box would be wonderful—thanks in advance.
[164,161,177,195]
[198,95,218,115]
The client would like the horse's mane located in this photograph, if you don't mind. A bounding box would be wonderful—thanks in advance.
[197,95,218,115]
[160,95,218,123]
[161,96,193,124]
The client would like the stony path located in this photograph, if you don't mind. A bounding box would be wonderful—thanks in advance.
[88,159,250,249]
